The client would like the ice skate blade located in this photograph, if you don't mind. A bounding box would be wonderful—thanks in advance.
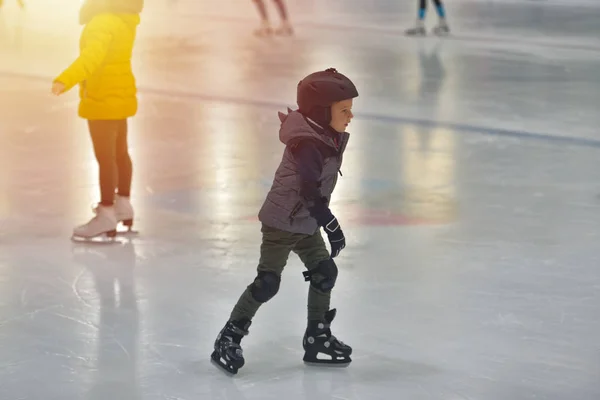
[303,360,351,368]
[433,29,450,37]
[210,351,241,376]
[71,231,119,244]
[211,358,238,376]
[405,29,426,37]
[303,354,352,368]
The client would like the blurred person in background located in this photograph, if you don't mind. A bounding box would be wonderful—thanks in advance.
[252,0,293,36]
[0,0,25,8]
[405,0,450,36]
[51,0,144,241]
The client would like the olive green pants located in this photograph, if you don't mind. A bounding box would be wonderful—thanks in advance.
[230,224,332,322]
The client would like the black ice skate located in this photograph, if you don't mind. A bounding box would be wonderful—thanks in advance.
[211,318,251,375]
[303,308,352,366]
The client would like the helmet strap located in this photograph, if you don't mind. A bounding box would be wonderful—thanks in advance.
[304,105,331,129]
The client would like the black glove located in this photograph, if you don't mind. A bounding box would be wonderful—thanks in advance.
[324,216,345,258]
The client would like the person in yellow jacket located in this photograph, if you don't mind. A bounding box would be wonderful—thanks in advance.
[52,0,144,241]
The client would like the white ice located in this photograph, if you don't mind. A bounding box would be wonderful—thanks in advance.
[0,0,599,399]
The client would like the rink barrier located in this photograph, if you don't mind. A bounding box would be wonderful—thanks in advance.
[137,86,600,150]
[2,69,600,149]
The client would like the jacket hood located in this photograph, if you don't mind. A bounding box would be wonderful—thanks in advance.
[278,109,338,149]
[80,0,144,25]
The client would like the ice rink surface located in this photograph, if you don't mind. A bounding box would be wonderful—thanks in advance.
[0,0,599,399]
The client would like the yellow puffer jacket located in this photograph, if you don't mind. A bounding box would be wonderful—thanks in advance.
[54,0,143,120]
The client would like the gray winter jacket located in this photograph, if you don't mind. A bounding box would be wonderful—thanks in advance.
[258,109,349,235]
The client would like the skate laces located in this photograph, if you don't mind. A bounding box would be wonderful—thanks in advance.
[224,322,250,343]
[223,337,242,349]
[315,324,343,345]
[332,335,345,346]
[322,325,345,346]
[324,329,344,345]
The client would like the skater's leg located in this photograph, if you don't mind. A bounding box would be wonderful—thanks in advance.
[292,231,331,321]
[406,0,428,36]
[431,0,450,35]
[115,119,132,197]
[294,231,352,365]
[88,120,118,206]
[72,121,118,239]
[432,0,446,18]
[252,0,273,36]
[213,225,303,374]
[271,0,293,35]
[418,0,427,20]
[272,0,288,21]
[229,224,302,321]
[252,0,268,21]
[112,119,135,226]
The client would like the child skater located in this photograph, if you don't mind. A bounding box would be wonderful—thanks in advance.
[211,68,359,374]
[51,0,144,241]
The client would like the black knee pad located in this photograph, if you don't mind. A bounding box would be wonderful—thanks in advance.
[302,258,338,293]
[250,271,281,303]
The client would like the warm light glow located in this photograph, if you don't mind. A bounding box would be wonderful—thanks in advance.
[400,126,457,223]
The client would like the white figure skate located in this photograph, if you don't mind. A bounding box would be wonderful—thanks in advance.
[92,195,137,235]
[72,205,118,243]
[433,19,450,36]
[405,20,426,36]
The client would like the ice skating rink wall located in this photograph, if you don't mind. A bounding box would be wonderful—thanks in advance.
[1,0,599,146]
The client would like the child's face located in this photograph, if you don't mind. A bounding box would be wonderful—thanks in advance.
[329,99,354,133]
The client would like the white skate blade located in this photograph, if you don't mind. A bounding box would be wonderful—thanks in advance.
[71,232,119,244]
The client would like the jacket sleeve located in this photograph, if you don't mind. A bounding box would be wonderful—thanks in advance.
[54,16,114,92]
[292,140,336,227]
